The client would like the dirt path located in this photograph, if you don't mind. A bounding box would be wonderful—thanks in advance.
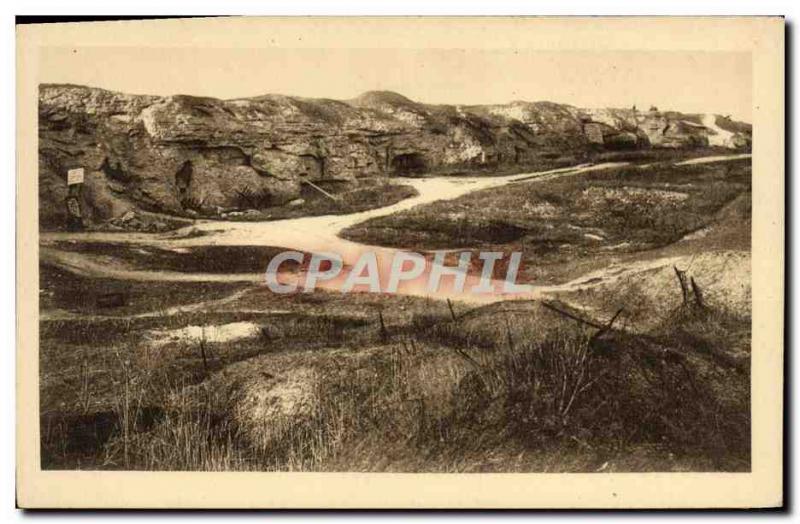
[40,163,611,251]
[40,287,264,321]
[39,155,750,304]
[40,247,263,283]
[677,153,750,166]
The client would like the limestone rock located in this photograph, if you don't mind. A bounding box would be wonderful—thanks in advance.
[38,84,752,230]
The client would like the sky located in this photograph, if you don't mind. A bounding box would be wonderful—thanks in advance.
[39,47,752,122]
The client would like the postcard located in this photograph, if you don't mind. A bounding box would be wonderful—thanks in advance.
[16,16,784,508]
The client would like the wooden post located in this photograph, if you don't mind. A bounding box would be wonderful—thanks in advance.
[605,308,624,331]
[446,298,457,321]
[301,179,339,202]
[504,314,515,352]
[673,266,690,305]
[690,277,706,309]
[541,301,606,330]
[199,328,209,373]
[65,168,85,231]
[379,311,389,341]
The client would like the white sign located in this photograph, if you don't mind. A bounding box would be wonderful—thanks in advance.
[67,168,85,186]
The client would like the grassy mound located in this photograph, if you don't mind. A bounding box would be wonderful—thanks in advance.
[40,285,749,472]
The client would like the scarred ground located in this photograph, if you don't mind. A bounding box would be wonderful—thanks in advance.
[38,153,752,472]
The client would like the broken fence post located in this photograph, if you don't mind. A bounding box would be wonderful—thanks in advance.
[379,311,389,341]
[505,313,515,352]
[673,266,690,305]
[690,277,706,309]
[446,298,457,321]
[675,266,707,310]
[199,328,209,373]
[541,301,606,330]
[301,179,339,202]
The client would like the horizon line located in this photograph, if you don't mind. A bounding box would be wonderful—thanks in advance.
[38,82,752,123]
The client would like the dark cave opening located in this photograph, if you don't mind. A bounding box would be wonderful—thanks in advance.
[175,160,193,196]
[391,152,427,174]
[100,157,130,183]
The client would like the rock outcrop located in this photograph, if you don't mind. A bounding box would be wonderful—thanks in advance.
[38,85,752,229]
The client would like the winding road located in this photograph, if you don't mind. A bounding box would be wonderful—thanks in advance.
[40,154,750,304]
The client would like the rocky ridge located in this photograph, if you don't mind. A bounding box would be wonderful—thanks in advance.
[38,84,752,229]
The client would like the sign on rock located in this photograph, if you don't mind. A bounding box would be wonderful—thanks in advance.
[67,168,84,186]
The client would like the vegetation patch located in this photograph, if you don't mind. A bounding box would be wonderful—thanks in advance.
[341,159,751,284]
[219,180,418,222]
[47,244,299,274]
[39,275,749,472]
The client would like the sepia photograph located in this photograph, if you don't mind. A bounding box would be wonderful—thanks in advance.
[15,16,784,509]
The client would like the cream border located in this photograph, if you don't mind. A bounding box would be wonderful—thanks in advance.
[16,16,784,509]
